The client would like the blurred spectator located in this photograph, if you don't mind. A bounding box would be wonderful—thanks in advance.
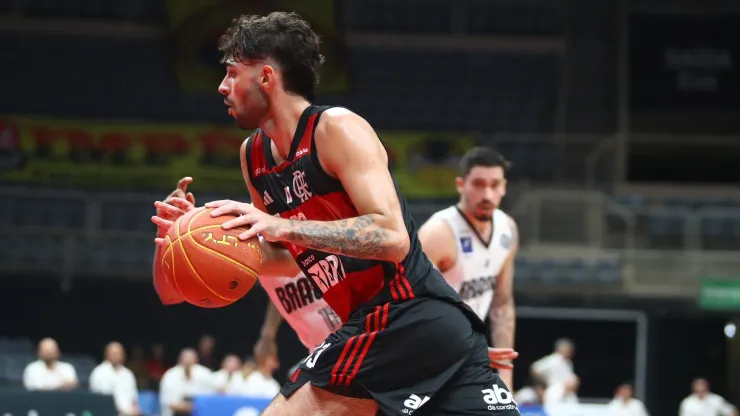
[514,379,546,405]
[146,343,167,387]
[128,345,150,390]
[23,338,78,391]
[89,341,140,416]
[159,348,214,416]
[212,354,243,394]
[531,338,575,387]
[197,335,217,371]
[543,373,579,405]
[607,383,649,416]
[679,378,737,416]
[233,342,280,399]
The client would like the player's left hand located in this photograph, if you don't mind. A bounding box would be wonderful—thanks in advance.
[205,200,284,241]
[488,347,517,370]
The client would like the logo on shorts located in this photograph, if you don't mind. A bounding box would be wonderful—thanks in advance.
[482,384,518,411]
[402,394,430,414]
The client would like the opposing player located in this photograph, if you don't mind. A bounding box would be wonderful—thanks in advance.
[418,147,518,389]
[155,11,520,415]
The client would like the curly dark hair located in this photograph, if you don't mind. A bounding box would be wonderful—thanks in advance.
[218,11,325,101]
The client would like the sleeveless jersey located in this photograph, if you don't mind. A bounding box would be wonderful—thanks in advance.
[245,105,483,330]
[259,272,340,352]
[427,206,514,320]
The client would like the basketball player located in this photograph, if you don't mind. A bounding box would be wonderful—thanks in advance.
[152,178,518,364]
[417,147,518,390]
[153,12,520,415]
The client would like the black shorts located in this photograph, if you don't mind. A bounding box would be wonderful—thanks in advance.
[281,297,520,415]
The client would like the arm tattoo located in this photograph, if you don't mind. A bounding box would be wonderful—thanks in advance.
[283,214,392,259]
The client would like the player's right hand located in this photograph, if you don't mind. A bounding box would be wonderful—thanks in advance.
[152,177,197,244]
[488,347,518,370]
[156,177,196,220]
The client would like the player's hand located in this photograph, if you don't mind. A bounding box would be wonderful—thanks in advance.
[151,177,197,245]
[159,177,196,219]
[151,197,198,245]
[488,347,518,371]
[205,200,284,242]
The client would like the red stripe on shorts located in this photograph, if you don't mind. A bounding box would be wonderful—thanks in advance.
[330,304,388,387]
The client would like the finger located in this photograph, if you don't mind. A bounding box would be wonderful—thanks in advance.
[186,192,196,205]
[177,177,193,192]
[222,213,257,230]
[168,197,195,212]
[489,351,518,359]
[205,200,233,209]
[489,353,519,363]
[154,201,184,218]
[210,202,247,217]
[238,226,260,241]
[490,361,514,370]
[154,237,167,246]
[151,216,175,231]
[167,189,186,201]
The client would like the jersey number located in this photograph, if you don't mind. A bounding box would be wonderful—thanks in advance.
[303,341,331,369]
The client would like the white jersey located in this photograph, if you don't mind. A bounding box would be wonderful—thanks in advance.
[428,206,514,320]
[259,273,342,352]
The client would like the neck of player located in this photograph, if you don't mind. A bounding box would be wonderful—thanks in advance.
[260,94,311,160]
[456,203,492,236]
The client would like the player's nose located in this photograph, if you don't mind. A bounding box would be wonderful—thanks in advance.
[218,81,229,96]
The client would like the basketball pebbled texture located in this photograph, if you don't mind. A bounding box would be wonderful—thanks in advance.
[161,207,262,308]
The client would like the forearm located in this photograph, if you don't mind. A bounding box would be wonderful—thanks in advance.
[279,214,408,262]
[491,301,516,350]
[260,301,284,339]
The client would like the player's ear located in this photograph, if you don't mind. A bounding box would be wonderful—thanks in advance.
[500,178,507,197]
[260,64,276,88]
[455,176,465,194]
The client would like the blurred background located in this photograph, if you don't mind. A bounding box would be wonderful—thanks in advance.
[0,0,739,415]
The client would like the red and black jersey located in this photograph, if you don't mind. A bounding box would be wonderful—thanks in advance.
[245,105,483,328]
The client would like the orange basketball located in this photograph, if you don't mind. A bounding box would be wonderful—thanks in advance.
[161,207,262,308]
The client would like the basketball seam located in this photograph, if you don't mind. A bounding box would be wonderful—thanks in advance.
[175,210,235,302]
[162,234,182,296]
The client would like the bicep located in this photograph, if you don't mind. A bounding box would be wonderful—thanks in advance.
[319,113,405,231]
[418,219,456,271]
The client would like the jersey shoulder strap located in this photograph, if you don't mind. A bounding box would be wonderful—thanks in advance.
[244,130,267,184]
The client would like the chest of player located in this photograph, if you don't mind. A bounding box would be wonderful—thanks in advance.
[252,156,346,220]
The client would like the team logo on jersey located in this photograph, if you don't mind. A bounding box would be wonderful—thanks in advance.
[500,233,511,249]
[460,236,473,253]
[292,170,312,203]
